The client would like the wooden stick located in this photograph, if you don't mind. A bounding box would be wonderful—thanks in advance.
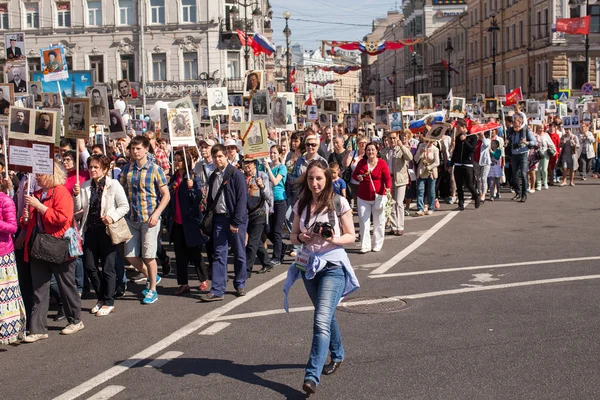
[76,144,80,181]
[27,173,32,196]
[182,146,190,178]
[2,127,8,180]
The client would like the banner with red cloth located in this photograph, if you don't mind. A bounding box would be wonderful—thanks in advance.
[555,16,591,35]
[504,87,523,106]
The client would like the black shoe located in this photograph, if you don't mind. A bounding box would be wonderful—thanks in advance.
[511,194,521,201]
[280,244,288,261]
[161,257,171,276]
[322,360,343,375]
[475,199,481,209]
[456,205,465,211]
[258,264,275,274]
[235,287,246,297]
[303,379,316,396]
[519,196,527,203]
[54,308,66,321]
[115,284,126,299]
[199,293,224,302]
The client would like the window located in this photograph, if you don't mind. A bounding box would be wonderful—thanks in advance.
[119,0,134,26]
[88,1,102,26]
[536,63,541,91]
[571,5,581,18]
[484,1,487,19]
[484,76,488,95]
[470,42,473,61]
[150,0,165,24]
[543,9,548,37]
[120,54,135,81]
[512,70,516,89]
[90,55,104,83]
[506,27,510,51]
[512,24,516,48]
[483,36,487,58]
[475,78,479,93]
[227,52,240,78]
[589,5,600,33]
[152,54,167,81]
[182,0,196,23]
[183,52,198,80]
[506,71,510,87]
[25,3,39,29]
[474,40,478,60]
[571,61,586,89]
[28,57,41,71]
[65,56,73,70]
[537,11,541,39]
[519,21,523,47]
[56,2,71,27]
[519,67,524,88]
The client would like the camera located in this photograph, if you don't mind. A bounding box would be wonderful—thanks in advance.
[512,143,521,149]
[312,222,334,239]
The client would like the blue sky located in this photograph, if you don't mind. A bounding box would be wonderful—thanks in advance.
[269,0,400,51]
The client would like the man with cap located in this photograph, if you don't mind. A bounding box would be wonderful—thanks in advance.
[46,51,63,72]
[223,138,242,168]
[7,37,22,59]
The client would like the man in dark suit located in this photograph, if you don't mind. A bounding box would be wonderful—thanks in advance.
[9,67,27,93]
[35,112,52,136]
[11,111,29,133]
[231,108,242,122]
[0,88,10,116]
[6,37,22,59]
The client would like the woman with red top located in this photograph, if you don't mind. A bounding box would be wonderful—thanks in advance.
[22,160,84,343]
[168,150,208,295]
[61,150,90,195]
[547,122,561,185]
[352,142,392,253]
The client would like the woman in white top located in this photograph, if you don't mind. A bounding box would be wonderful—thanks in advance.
[73,155,129,316]
[414,140,440,215]
[536,126,557,190]
[576,123,596,180]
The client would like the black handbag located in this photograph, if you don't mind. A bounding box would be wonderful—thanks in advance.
[30,231,70,264]
[200,167,234,235]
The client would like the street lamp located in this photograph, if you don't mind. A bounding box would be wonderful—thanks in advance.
[283,11,292,92]
[231,1,262,71]
[488,12,500,86]
[445,37,454,96]
[411,52,418,98]
[569,0,590,83]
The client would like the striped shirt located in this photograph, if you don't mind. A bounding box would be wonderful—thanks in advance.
[121,160,168,223]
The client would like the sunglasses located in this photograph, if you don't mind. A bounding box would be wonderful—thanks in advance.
[305,142,318,148]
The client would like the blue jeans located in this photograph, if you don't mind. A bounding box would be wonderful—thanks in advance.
[417,177,436,212]
[75,256,84,294]
[510,152,528,198]
[211,214,247,297]
[302,266,345,385]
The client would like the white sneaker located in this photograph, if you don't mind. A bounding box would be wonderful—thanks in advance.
[426,210,434,215]
[61,321,85,335]
[543,184,549,190]
[528,189,535,194]
[23,333,48,343]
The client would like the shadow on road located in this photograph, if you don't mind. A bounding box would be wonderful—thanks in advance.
[123,358,307,399]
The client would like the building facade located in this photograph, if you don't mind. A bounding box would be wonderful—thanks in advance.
[0,0,272,107]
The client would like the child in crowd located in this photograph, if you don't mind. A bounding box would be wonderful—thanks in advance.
[330,162,347,197]
[488,139,503,201]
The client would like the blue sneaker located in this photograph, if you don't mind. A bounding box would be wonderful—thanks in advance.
[142,275,162,297]
[142,290,158,304]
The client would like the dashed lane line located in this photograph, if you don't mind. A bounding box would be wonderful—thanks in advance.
[85,386,125,400]
[144,351,184,369]
[198,322,231,335]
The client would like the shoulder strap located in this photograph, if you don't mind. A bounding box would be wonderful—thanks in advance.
[328,194,343,232]
[208,167,235,212]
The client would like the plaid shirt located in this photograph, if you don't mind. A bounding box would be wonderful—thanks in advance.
[154,147,170,172]
[121,160,168,223]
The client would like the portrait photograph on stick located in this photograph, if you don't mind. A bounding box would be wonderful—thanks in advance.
[244,70,263,94]
[168,108,195,147]
[5,65,27,94]
[88,86,110,126]
[65,98,90,139]
[272,97,288,128]
[33,110,58,143]
[108,109,127,139]
[0,84,14,118]
[207,87,229,117]
[375,107,389,128]
[8,107,33,140]
[5,32,26,61]
[40,45,68,81]
[344,114,359,134]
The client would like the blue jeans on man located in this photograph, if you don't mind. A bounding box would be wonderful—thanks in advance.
[510,152,528,198]
[211,214,247,297]
[302,266,346,385]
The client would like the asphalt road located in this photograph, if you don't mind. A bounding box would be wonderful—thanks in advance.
[3,181,600,400]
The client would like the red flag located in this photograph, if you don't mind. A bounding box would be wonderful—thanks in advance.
[504,87,523,106]
[304,91,314,107]
[441,59,459,75]
[555,16,591,35]
[470,122,502,135]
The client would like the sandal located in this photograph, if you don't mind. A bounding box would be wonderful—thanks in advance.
[90,302,104,314]
[96,306,114,317]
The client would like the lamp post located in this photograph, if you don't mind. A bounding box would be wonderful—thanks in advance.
[283,11,292,92]
[231,1,262,72]
[488,12,500,86]
[411,52,418,98]
[445,37,454,96]
[569,0,590,83]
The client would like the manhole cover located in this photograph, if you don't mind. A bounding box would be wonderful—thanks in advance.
[337,296,409,314]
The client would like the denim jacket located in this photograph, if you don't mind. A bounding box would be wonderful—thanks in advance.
[283,246,359,312]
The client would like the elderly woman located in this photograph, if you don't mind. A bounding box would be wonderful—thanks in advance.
[74,155,129,316]
[576,124,596,180]
[414,139,440,216]
[352,142,392,253]
[22,160,83,343]
[559,129,580,186]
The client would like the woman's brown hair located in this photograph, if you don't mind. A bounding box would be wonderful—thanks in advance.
[296,159,334,220]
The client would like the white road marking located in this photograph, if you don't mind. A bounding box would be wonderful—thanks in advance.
[354,263,381,270]
[85,386,125,400]
[144,351,183,369]
[54,271,289,400]
[198,322,231,335]
[469,273,499,283]
[370,206,466,275]
[214,274,600,322]
[369,256,600,279]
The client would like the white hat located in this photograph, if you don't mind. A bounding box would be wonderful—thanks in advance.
[199,138,215,147]
[223,138,242,152]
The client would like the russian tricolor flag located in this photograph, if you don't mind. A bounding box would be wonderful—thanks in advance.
[237,30,275,56]
[409,111,447,133]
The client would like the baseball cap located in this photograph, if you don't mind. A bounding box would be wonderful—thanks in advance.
[199,138,215,147]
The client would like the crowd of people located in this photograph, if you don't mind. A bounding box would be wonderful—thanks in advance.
[0,108,598,395]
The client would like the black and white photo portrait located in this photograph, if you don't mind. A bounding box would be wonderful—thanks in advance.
[344,114,358,134]
[207,87,229,117]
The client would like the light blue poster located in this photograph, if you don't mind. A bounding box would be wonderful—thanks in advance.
[31,70,93,98]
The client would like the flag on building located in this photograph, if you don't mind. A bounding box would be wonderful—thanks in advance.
[504,87,523,106]
[441,59,459,74]
[386,76,394,87]
[289,65,296,85]
[236,30,275,56]
[553,16,591,35]
[304,91,314,107]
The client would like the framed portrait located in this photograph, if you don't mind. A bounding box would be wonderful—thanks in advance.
[244,70,263,94]
[538,103,546,118]
[571,115,581,128]
[108,109,127,139]
[400,96,415,114]
[170,95,200,128]
[40,92,61,109]
[88,86,110,126]
[16,95,35,109]
[229,106,244,129]
[40,45,68,82]
[5,64,27,94]
[131,119,145,135]
[375,107,389,128]
[389,112,403,131]
[343,114,359,135]
[583,112,592,124]
[525,100,539,116]
[168,108,195,146]
[322,99,339,114]
[366,96,376,103]
[272,97,288,128]
[475,93,486,104]
[472,103,482,117]
[586,101,598,115]
[449,97,465,118]
[306,105,318,122]
[250,90,268,120]
[159,108,170,136]
[417,93,433,113]
[349,102,361,114]
[424,122,452,142]
[207,87,229,117]
[4,32,26,62]
[484,99,498,116]
[33,110,59,143]
[546,100,557,113]
[28,82,42,102]
[228,94,243,107]
[278,92,296,128]
[241,120,269,159]
[8,107,33,140]
[116,79,131,100]
[65,98,90,139]
[0,84,14,119]
[493,85,506,101]
[199,106,210,122]
[359,102,375,122]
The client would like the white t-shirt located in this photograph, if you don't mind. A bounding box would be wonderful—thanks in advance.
[293,197,351,254]
[348,151,363,185]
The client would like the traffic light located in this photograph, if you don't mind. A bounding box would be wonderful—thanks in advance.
[547,81,559,100]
